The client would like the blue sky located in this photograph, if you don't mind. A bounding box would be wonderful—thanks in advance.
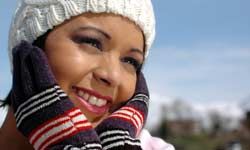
[1,0,250,108]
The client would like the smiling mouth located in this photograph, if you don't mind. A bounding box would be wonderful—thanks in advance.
[72,86,112,115]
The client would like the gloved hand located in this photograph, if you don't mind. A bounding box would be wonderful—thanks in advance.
[95,72,149,150]
[10,41,102,150]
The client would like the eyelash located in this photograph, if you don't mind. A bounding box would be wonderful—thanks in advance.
[73,36,102,50]
[73,35,142,71]
[121,57,142,71]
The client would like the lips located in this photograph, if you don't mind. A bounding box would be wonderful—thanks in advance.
[72,86,112,115]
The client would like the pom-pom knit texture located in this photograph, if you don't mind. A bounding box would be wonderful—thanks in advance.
[8,0,156,70]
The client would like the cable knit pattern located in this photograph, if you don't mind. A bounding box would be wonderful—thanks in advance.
[8,0,156,70]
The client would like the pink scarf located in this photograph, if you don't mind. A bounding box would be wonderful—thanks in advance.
[139,129,175,150]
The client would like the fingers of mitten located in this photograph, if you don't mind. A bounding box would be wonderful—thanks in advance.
[29,46,57,90]
[134,72,149,96]
[15,89,74,136]
[12,41,37,105]
[12,41,57,105]
[96,103,147,137]
[97,73,150,138]
[96,117,137,138]
[105,95,149,137]
[96,119,142,150]
[18,95,101,149]
[126,94,149,120]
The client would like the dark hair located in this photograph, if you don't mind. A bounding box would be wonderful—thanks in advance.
[0,30,51,107]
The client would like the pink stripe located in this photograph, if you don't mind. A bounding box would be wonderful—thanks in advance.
[31,109,89,149]
[39,122,92,150]
[122,106,144,124]
[29,108,79,143]
[111,113,139,130]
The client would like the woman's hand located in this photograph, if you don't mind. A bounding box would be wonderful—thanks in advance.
[10,41,148,150]
[10,41,102,150]
[95,72,149,150]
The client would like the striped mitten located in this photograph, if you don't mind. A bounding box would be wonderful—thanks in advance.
[10,41,102,150]
[95,72,149,150]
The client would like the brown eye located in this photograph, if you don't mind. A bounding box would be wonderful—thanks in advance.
[73,36,102,50]
[121,57,142,71]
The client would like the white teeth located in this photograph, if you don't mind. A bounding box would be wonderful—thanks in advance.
[89,96,98,105]
[78,91,84,97]
[77,90,108,107]
[96,99,107,107]
[83,93,90,101]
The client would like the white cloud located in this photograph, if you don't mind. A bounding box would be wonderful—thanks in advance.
[145,91,245,130]
[146,92,174,128]
[143,44,250,103]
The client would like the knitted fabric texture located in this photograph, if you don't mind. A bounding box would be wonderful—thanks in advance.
[11,41,102,150]
[8,0,156,70]
[95,72,149,150]
[10,41,149,150]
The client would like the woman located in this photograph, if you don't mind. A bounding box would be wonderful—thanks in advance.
[0,0,174,150]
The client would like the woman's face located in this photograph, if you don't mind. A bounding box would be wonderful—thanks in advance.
[44,13,144,127]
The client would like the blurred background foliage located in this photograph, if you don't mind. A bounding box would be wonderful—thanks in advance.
[149,99,250,150]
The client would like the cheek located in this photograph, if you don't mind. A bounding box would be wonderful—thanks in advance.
[44,47,96,93]
[116,73,137,104]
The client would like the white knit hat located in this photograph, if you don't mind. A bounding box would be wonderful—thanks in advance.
[8,0,156,69]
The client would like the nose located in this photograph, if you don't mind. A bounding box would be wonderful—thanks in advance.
[93,54,121,87]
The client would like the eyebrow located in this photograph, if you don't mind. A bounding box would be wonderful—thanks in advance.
[76,26,111,40]
[131,48,144,59]
[76,26,144,59]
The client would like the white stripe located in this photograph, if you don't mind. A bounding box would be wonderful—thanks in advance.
[15,90,65,122]
[103,140,140,150]
[30,116,70,144]
[135,94,148,99]
[64,143,102,150]
[101,135,135,144]
[17,95,62,127]
[34,121,74,149]
[68,109,82,116]
[75,123,91,128]
[15,85,60,118]
[84,143,102,148]
[81,143,102,149]
[63,145,72,150]
[131,98,149,106]
[99,130,129,138]
[33,114,90,149]
[29,109,81,143]
[31,111,88,144]
[131,94,149,106]
[39,126,77,150]
[42,133,102,150]
[133,94,149,101]
[71,114,87,124]
[15,88,65,122]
